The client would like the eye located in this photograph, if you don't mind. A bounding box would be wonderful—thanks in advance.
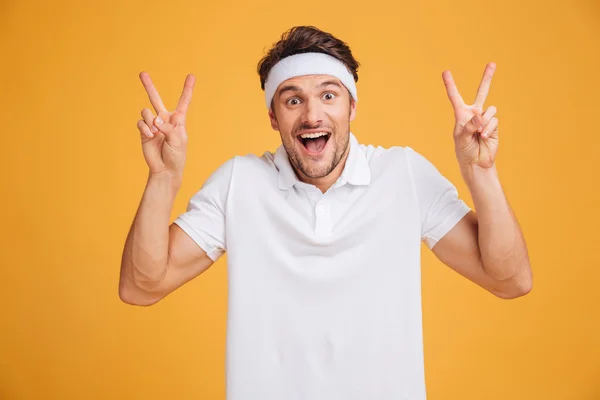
[323,92,336,100]
[287,97,301,106]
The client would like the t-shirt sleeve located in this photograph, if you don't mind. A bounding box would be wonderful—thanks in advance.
[172,157,235,262]
[404,146,471,250]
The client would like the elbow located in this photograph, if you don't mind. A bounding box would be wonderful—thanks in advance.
[494,267,533,300]
[118,282,163,307]
[495,282,532,299]
[118,263,168,306]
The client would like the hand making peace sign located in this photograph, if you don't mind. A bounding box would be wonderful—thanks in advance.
[442,62,499,169]
[137,72,196,178]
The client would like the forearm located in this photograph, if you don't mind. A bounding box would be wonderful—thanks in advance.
[461,163,531,281]
[120,172,181,294]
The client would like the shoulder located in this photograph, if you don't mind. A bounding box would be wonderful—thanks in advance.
[360,142,435,169]
[357,141,415,168]
[206,150,281,191]
[355,140,443,188]
[205,150,278,175]
[227,150,280,177]
[231,150,277,168]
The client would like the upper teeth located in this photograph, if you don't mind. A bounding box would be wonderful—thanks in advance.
[300,132,328,139]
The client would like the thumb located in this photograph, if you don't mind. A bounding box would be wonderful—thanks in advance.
[154,112,175,135]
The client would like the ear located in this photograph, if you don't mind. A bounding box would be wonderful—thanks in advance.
[349,99,357,122]
[268,107,279,131]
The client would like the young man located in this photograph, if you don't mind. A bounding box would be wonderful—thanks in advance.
[120,25,532,400]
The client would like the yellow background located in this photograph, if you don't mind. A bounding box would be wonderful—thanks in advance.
[1,0,598,398]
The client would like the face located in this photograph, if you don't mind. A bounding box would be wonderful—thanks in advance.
[268,74,357,180]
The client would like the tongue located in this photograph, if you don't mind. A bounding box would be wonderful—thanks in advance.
[305,136,327,153]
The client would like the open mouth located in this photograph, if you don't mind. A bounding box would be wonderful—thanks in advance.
[297,132,331,155]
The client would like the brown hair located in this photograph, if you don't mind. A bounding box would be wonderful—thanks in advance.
[257,26,360,91]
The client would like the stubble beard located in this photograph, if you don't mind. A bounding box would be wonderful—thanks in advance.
[283,125,350,180]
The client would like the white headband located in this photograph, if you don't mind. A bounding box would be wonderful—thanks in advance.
[264,52,358,109]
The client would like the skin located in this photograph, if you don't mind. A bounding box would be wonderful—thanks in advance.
[268,74,357,193]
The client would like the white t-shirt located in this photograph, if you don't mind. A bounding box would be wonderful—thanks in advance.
[173,132,471,400]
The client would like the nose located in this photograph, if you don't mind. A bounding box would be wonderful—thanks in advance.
[302,97,324,127]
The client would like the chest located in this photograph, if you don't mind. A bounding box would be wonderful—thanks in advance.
[225,173,421,275]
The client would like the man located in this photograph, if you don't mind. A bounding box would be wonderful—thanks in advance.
[119,25,532,400]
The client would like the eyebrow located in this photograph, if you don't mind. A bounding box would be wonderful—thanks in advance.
[278,80,343,99]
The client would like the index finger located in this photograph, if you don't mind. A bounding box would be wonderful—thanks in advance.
[139,71,168,114]
[175,74,196,115]
[473,62,496,108]
[442,70,465,110]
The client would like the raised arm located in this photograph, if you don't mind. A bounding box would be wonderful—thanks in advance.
[432,63,532,298]
[118,72,214,306]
